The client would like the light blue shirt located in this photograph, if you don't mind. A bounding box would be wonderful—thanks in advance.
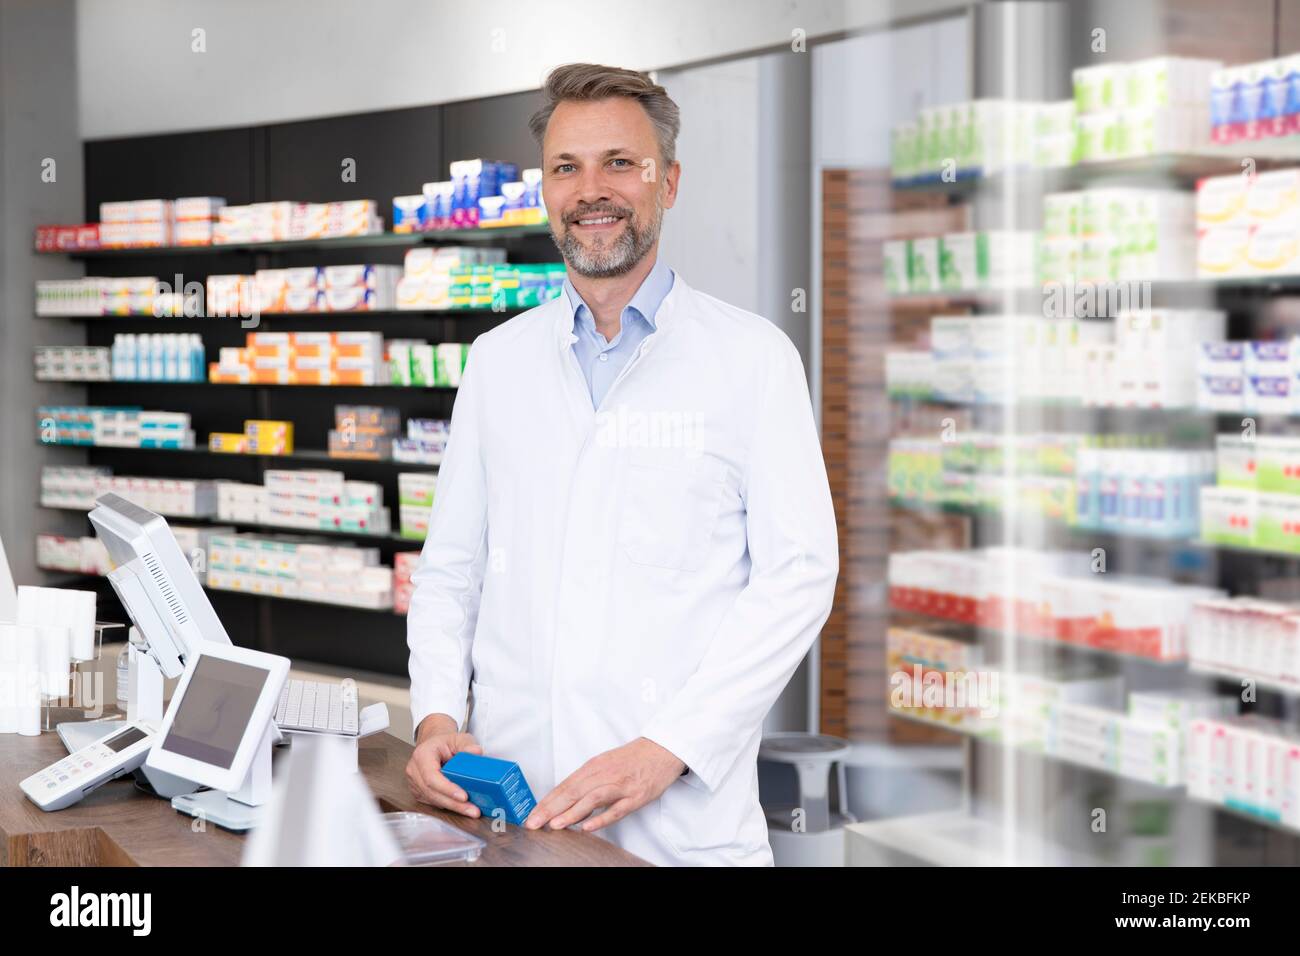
[564,259,675,409]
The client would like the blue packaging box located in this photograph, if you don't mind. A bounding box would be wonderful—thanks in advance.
[441,752,537,825]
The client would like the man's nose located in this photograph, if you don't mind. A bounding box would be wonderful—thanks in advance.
[574,165,612,204]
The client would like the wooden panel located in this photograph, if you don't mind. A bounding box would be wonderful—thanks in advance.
[819,169,967,743]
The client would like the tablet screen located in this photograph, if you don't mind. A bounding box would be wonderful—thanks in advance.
[160,656,269,769]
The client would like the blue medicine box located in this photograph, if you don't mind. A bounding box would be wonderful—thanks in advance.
[442,753,537,825]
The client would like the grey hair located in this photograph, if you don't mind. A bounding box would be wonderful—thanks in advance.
[529,63,680,166]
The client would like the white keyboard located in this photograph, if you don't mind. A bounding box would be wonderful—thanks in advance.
[275,678,359,736]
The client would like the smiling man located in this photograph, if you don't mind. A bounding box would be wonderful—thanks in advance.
[405,63,838,866]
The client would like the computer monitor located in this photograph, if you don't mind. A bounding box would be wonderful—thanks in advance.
[89,493,230,679]
[146,642,288,796]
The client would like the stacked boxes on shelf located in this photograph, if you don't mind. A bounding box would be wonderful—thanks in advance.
[1189,596,1300,688]
[251,264,401,313]
[887,547,1225,660]
[886,624,989,731]
[215,469,389,535]
[398,472,437,540]
[1072,57,1219,161]
[396,162,546,232]
[34,223,100,252]
[97,197,227,249]
[216,482,264,523]
[1187,715,1300,828]
[888,309,1224,408]
[403,159,521,231]
[35,346,111,381]
[328,405,400,460]
[394,418,449,465]
[1040,188,1197,283]
[41,467,215,518]
[1198,169,1300,278]
[209,419,294,455]
[213,200,382,245]
[36,278,110,316]
[890,100,1071,182]
[35,276,183,317]
[108,334,206,381]
[1211,56,1300,143]
[39,466,111,509]
[393,552,420,615]
[173,196,225,246]
[884,231,1036,295]
[98,199,174,249]
[37,406,195,449]
[206,532,393,609]
[251,267,319,313]
[1196,338,1300,413]
[387,339,468,387]
[35,534,111,575]
[210,331,386,385]
[887,429,1213,536]
[1201,433,1300,554]
[394,246,504,310]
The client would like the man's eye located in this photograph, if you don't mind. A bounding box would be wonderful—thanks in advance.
[609,158,632,168]
[555,164,575,174]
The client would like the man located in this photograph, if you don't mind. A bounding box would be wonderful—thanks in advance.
[405,63,837,866]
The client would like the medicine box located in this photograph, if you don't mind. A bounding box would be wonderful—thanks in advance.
[440,752,537,826]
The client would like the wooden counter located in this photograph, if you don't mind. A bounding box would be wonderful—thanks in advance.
[0,710,649,867]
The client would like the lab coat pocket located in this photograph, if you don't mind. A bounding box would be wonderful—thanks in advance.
[658,778,741,856]
[619,452,727,572]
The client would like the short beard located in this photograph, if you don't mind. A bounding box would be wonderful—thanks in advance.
[554,200,662,279]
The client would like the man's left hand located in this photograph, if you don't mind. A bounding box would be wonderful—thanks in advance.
[524,737,686,832]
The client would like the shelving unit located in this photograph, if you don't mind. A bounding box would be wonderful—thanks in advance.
[50,223,550,258]
[849,8,1300,867]
[31,83,556,679]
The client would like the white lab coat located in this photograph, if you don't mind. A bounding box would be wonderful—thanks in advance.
[407,273,838,866]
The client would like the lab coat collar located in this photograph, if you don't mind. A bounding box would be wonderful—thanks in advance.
[552,269,687,351]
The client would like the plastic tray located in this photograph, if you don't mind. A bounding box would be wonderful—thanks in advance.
[383,811,485,865]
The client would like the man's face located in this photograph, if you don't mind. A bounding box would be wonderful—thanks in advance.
[541,97,679,279]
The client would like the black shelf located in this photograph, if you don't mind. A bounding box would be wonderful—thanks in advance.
[37,378,457,391]
[40,500,425,545]
[48,224,553,259]
[36,567,404,616]
[35,307,524,322]
[36,440,439,470]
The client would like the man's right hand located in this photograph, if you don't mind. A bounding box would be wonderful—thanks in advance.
[405,713,484,817]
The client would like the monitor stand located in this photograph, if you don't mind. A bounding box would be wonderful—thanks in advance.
[170,720,278,832]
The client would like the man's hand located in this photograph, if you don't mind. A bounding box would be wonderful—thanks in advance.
[405,713,484,817]
[524,737,685,832]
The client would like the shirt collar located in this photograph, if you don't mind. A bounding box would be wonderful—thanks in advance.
[563,258,675,333]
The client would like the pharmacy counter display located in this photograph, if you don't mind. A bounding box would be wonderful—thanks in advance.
[0,708,648,867]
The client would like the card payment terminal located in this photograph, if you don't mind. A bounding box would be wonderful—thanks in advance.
[20,720,159,811]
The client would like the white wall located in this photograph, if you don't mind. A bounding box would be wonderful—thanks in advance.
[77,0,968,139]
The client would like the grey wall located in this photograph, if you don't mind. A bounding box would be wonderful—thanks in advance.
[0,0,87,587]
